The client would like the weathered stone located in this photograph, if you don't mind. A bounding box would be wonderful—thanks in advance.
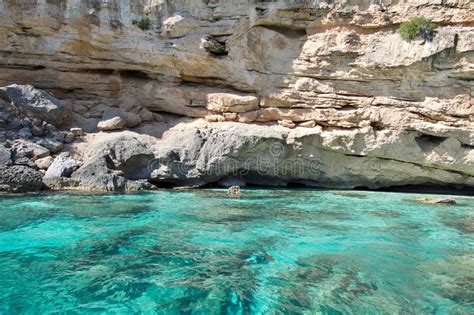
[44,153,79,179]
[148,121,474,189]
[70,128,83,137]
[0,165,43,192]
[228,186,241,195]
[299,121,316,128]
[97,116,126,131]
[14,157,37,169]
[0,144,11,166]
[124,112,142,128]
[99,116,124,130]
[11,140,50,159]
[18,127,32,139]
[207,93,259,113]
[238,111,258,123]
[70,155,126,191]
[0,1,472,193]
[278,120,296,129]
[35,156,54,170]
[30,125,44,137]
[153,113,165,122]
[83,131,155,180]
[37,138,64,153]
[205,114,225,122]
[139,108,155,122]
[0,85,68,126]
[223,113,238,121]
[200,35,227,56]
[62,132,75,143]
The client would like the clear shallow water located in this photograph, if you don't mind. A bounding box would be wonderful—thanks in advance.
[0,190,472,314]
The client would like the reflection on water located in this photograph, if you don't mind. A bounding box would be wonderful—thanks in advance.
[0,189,473,314]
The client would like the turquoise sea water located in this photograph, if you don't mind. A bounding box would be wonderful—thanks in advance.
[0,189,472,314]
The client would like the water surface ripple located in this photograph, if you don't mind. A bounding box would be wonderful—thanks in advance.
[0,190,472,314]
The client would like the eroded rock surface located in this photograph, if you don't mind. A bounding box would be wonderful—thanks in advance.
[0,1,472,192]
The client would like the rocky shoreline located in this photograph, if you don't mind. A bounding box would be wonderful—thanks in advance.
[0,84,472,195]
[0,1,472,194]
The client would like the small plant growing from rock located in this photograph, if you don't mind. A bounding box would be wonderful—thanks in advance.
[398,16,436,42]
[132,17,151,31]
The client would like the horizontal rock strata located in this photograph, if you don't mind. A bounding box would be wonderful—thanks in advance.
[0,1,472,192]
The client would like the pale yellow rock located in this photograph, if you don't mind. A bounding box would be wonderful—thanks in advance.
[299,121,316,128]
[238,111,258,123]
[35,156,54,170]
[278,120,296,129]
[205,114,225,122]
[223,112,238,121]
[97,117,126,131]
[207,93,259,113]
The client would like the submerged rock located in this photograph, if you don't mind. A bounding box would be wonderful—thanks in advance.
[410,197,457,205]
[228,186,241,195]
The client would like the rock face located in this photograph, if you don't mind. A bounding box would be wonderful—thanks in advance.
[0,1,472,192]
[149,121,474,189]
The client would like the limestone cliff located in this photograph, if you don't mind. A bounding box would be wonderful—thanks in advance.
[0,0,472,191]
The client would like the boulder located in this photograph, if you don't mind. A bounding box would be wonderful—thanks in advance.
[207,93,259,113]
[200,35,227,56]
[37,138,64,153]
[62,132,75,143]
[278,120,296,129]
[0,165,43,192]
[98,116,126,131]
[70,155,126,191]
[238,111,258,123]
[228,186,241,195]
[84,131,155,180]
[103,108,124,120]
[35,156,54,170]
[124,112,142,128]
[205,114,225,122]
[44,153,79,179]
[11,140,50,159]
[0,84,68,126]
[70,127,83,137]
[0,144,11,166]
[139,108,155,122]
[153,112,165,122]
[14,157,38,169]
[30,125,44,136]
[18,127,33,139]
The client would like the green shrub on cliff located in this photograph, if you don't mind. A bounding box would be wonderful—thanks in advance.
[398,16,436,41]
[132,18,151,31]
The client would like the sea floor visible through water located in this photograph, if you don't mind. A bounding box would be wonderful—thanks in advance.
[0,189,472,314]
